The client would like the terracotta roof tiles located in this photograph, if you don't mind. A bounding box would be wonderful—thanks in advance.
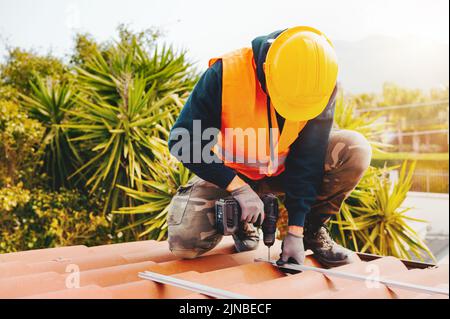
[0,237,448,299]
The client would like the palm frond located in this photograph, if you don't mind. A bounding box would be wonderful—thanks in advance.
[20,76,80,188]
[332,162,435,262]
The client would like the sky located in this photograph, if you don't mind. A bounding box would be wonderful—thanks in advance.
[0,0,449,92]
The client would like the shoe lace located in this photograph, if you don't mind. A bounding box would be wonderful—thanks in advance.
[315,225,334,250]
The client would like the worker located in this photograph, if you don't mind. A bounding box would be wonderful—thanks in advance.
[167,26,372,267]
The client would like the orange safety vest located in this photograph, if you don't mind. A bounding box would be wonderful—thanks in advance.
[210,48,308,180]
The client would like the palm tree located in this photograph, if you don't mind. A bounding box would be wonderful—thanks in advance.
[66,34,196,213]
[20,76,81,189]
[331,162,434,261]
[114,152,193,240]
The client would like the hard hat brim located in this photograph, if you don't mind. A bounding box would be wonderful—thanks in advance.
[270,94,331,122]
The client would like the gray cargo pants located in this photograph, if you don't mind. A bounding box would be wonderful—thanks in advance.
[167,130,372,259]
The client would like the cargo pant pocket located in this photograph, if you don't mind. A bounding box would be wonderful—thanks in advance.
[167,177,228,258]
[167,182,195,226]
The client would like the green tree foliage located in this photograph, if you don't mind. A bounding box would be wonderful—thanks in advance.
[0,100,111,253]
[20,77,82,189]
[70,33,102,67]
[1,26,199,247]
[114,151,193,240]
[0,47,68,96]
[0,26,441,255]
[0,100,44,187]
[66,27,196,214]
[349,82,445,109]
[381,82,426,106]
[70,24,162,67]
[0,187,110,253]
[334,92,389,152]
[0,184,31,216]
[430,85,449,101]
[331,162,434,261]
[349,83,449,133]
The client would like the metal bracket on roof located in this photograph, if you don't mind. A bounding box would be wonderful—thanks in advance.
[139,271,251,299]
[255,258,449,297]
[355,252,437,270]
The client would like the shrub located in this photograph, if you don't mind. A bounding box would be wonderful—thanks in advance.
[0,47,68,96]
[331,162,434,261]
[334,91,390,152]
[0,187,111,253]
[67,31,196,212]
[0,100,112,252]
[114,148,193,240]
[0,100,45,187]
[0,27,198,250]
[0,183,31,216]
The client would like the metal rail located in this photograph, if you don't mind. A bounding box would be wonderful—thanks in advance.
[255,258,449,297]
[139,271,251,299]
[358,100,449,113]
[371,129,449,137]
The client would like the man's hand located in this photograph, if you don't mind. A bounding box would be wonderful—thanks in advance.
[229,183,265,224]
[277,232,305,265]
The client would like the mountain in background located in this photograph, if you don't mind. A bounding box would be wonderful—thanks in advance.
[334,35,449,94]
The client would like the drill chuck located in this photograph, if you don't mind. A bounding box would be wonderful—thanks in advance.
[263,234,276,247]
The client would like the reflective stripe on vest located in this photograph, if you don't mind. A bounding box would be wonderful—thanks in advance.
[214,145,289,169]
[210,48,308,180]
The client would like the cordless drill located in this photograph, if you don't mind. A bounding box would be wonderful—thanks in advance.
[215,193,279,260]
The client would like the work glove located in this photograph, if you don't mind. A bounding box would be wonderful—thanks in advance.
[231,184,265,224]
[277,233,305,265]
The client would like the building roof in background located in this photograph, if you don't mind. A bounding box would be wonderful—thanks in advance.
[0,238,448,299]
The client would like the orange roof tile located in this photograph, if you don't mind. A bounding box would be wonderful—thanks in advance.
[0,237,448,299]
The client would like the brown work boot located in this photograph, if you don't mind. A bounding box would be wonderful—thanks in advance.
[304,223,357,268]
[232,222,260,252]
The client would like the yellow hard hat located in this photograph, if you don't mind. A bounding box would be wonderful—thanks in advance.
[265,26,338,121]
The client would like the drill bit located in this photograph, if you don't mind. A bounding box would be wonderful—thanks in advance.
[268,247,270,261]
